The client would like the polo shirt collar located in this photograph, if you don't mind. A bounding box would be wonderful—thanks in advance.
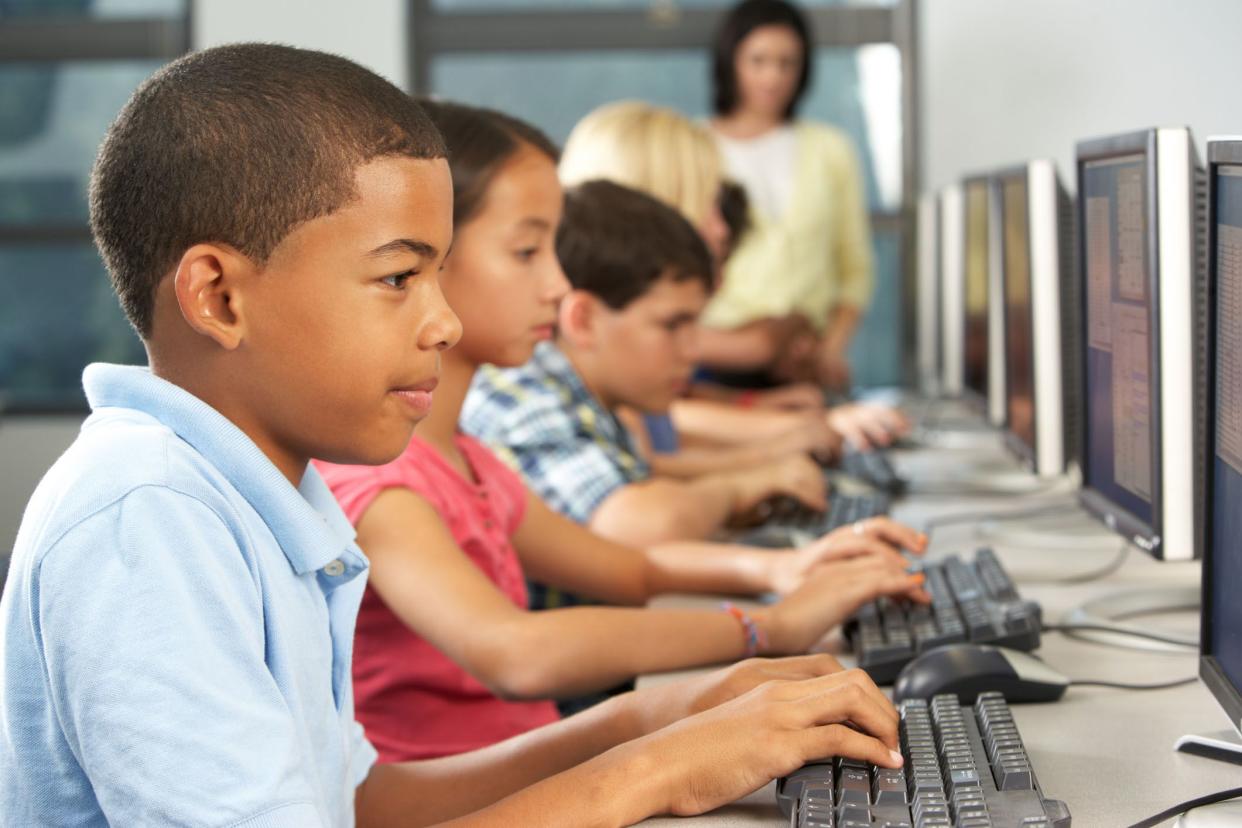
[83,363,357,576]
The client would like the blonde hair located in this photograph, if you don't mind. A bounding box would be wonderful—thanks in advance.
[559,101,722,227]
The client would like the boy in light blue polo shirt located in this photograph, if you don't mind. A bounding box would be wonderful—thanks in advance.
[0,44,908,827]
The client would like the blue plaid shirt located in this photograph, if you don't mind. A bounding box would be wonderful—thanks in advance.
[462,342,650,610]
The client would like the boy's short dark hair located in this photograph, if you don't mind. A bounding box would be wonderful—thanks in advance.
[416,98,559,229]
[557,180,713,310]
[712,0,813,120]
[89,43,446,338]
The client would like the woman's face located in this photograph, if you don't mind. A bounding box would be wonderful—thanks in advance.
[732,23,804,120]
[441,144,569,368]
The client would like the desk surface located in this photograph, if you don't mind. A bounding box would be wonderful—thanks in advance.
[635,437,1239,827]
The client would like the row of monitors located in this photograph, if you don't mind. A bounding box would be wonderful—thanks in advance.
[916,127,1241,747]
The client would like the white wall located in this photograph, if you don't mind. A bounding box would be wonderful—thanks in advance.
[193,0,408,89]
[921,0,1242,192]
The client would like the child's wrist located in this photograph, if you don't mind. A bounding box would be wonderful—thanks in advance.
[721,601,769,658]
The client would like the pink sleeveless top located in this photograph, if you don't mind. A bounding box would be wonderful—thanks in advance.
[316,435,559,761]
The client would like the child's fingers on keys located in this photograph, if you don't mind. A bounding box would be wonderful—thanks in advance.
[801,723,904,769]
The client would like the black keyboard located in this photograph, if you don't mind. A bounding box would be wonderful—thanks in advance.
[776,692,1071,827]
[736,492,892,548]
[840,446,908,495]
[846,549,1042,684]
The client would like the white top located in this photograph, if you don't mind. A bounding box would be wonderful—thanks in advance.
[712,124,798,221]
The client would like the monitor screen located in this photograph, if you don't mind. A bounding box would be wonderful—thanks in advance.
[1081,154,1156,527]
[1209,163,1242,700]
[1001,174,1035,455]
[963,180,990,399]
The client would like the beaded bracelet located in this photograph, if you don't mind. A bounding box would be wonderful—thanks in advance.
[721,601,769,658]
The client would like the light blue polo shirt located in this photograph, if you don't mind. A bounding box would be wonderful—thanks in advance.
[0,364,378,826]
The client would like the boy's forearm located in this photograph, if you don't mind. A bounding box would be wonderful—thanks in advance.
[670,399,804,445]
[435,737,669,828]
[590,478,737,544]
[355,692,653,827]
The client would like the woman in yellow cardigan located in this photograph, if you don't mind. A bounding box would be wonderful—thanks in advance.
[705,0,875,393]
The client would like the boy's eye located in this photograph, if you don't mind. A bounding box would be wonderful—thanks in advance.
[514,247,538,263]
[382,270,417,288]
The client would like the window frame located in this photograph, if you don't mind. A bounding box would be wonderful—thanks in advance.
[0,6,192,414]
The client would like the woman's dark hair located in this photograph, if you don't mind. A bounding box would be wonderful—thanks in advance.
[711,0,813,120]
[414,98,559,227]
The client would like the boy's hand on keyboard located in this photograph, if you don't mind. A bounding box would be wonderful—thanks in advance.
[770,411,843,463]
[626,653,849,736]
[626,668,902,818]
[766,518,929,595]
[758,556,931,653]
[733,454,827,515]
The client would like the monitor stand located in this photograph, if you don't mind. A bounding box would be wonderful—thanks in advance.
[1174,730,1242,766]
[1175,800,1242,826]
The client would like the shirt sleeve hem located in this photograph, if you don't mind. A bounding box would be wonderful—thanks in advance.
[222,801,325,828]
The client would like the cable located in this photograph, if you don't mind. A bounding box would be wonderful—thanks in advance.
[1069,676,1198,691]
[1043,621,1198,648]
[1017,541,1132,585]
[1126,787,1242,828]
[920,500,1080,535]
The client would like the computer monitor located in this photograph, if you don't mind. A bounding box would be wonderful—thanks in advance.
[961,174,1005,424]
[939,184,965,397]
[916,193,941,396]
[995,161,1080,477]
[1075,127,1205,561]
[1188,138,1242,758]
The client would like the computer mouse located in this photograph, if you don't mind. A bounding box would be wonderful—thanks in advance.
[893,643,1070,704]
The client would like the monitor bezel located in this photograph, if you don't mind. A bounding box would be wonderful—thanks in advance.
[1199,139,1242,735]
[994,164,1038,471]
[960,172,995,415]
[1074,129,1164,553]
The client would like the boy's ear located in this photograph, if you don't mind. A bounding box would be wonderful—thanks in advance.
[171,243,256,350]
[557,290,600,349]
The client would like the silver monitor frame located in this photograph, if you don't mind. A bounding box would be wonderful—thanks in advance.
[995,160,1077,478]
[1074,127,1204,562]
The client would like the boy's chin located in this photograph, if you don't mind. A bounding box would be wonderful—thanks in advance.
[331,427,418,467]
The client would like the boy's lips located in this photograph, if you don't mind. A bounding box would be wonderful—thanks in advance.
[390,378,438,415]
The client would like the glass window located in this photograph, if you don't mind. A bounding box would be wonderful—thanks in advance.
[0,0,187,20]
[431,44,901,209]
[848,229,902,387]
[0,245,143,410]
[0,61,165,226]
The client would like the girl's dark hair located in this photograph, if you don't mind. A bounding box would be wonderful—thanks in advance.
[414,99,559,227]
[711,0,813,120]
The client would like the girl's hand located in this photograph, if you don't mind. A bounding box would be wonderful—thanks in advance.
[827,402,911,450]
[757,555,930,654]
[626,652,848,737]
[765,517,929,595]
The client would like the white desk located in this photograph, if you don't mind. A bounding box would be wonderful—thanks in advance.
[635,438,1239,826]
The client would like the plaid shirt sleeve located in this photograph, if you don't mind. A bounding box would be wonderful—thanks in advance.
[463,366,647,526]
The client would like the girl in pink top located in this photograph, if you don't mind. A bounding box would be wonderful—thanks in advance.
[320,436,558,761]
[318,100,930,762]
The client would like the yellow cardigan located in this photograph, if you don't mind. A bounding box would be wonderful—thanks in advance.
[703,121,875,332]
